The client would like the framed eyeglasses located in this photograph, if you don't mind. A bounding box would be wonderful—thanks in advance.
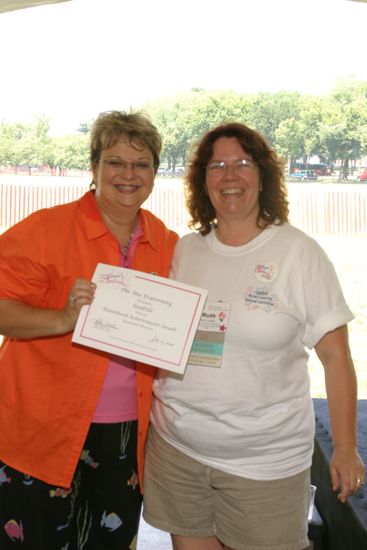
[100,159,155,174]
[206,158,257,175]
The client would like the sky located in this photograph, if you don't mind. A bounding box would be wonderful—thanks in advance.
[0,0,366,135]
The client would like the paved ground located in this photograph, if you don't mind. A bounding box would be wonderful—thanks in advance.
[137,515,172,549]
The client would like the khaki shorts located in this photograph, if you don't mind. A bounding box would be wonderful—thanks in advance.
[143,428,310,550]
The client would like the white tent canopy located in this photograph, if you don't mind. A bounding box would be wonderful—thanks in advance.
[0,0,365,13]
[0,0,70,15]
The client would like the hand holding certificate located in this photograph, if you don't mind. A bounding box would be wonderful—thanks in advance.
[72,263,207,374]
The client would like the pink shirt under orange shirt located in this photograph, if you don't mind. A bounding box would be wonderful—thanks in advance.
[92,221,143,423]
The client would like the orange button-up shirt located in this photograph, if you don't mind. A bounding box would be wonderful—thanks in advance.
[0,191,178,489]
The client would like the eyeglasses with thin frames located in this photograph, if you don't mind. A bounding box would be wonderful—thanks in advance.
[99,159,155,174]
[206,158,257,175]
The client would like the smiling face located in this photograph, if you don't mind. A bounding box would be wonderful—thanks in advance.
[93,138,155,215]
[205,136,261,226]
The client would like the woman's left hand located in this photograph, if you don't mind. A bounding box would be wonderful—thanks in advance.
[316,326,365,503]
[330,445,365,502]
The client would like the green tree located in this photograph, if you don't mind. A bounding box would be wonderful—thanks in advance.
[19,115,52,173]
[2,80,367,179]
[275,118,304,171]
[78,120,93,134]
[52,134,90,174]
[245,91,303,145]
[319,79,367,178]
[145,89,251,170]
[0,122,29,173]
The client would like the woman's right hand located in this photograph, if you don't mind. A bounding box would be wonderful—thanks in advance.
[61,279,96,332]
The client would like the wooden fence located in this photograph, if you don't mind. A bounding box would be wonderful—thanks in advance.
[1,176,367,236]
[287,184,367,236]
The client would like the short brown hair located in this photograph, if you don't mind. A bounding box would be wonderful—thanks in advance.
[185,122,289,235]
[90,110,162,172]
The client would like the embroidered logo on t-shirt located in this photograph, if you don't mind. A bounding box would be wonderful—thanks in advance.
[244,286,278,312]
[254,262,279,283]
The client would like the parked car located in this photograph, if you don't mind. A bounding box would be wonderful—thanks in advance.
[290,170,318,181]
[358,169,367,182]
[173,166,185,176]
[157,166,169,176]
[164,166,185,177]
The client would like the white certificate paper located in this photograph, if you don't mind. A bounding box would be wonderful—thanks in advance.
[72,263,208,374]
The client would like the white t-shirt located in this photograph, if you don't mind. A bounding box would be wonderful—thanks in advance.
[151,223,354,480]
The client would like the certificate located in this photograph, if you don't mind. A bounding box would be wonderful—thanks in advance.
[72,263,208,374]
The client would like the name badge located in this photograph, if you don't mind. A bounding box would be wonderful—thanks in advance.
[188,301,230,368]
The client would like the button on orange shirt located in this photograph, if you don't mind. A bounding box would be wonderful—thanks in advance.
[0,191,178,489]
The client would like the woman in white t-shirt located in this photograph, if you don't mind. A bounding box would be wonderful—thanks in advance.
[143,122,365,550]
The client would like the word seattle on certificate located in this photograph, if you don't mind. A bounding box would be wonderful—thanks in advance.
[72,263,208,374]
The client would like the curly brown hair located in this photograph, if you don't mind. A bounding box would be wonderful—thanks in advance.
[184,122,289,235]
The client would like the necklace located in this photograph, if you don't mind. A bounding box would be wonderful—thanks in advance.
[121,232,134,258]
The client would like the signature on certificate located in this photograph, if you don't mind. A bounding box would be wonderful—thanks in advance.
[149,335,174,347]
[92,318,118,332]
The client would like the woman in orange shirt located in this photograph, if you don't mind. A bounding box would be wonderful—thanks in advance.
[0,111,178,549]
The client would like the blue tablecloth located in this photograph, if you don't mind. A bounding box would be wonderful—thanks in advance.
[312,398,367,550]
